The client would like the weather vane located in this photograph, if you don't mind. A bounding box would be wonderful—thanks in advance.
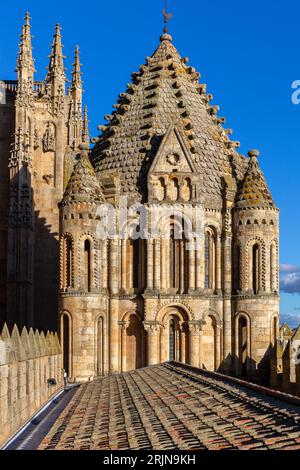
[163,0,173,33]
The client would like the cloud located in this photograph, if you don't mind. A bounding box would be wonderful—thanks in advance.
[280,264,300,274]
[280,264,300,294]
[281,313,300,328]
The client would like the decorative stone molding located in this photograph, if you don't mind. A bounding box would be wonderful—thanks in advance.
[43,122,55,152]
[153,300,195,322]
[143,322,161,335]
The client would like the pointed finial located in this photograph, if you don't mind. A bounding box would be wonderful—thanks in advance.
[17,12,35,80]
[248,149,260,159]
[46,23,66,82]
[24,12,31,25]
[161,0,173,42]
[71,45,82,87]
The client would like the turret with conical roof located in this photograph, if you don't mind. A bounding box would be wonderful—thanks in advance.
[62,145,104,207]
[236,149,276,209]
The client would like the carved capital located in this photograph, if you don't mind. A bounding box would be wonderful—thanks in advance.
[143,321,161,335]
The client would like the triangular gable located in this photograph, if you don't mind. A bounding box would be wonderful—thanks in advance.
[149,121,198,175]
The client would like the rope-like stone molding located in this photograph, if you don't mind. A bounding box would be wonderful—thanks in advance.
[78,232,99,289]
[60,232,75,289]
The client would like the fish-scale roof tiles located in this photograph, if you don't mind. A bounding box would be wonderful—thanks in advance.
[90,32,248,205]
[236,150,276,209]
[62,148,105,206]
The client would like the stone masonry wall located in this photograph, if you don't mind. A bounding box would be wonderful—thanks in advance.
[0,323,63,447]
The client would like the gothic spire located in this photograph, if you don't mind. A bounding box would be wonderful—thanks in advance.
[82,105,90,145]
[17,12,35,82]
[46,23,66,82]
[71,46,82,89]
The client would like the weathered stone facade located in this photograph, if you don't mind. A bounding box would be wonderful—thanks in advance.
[0,14,89,332]
[0,15,280,383]
[59,30,280,381]
[270,323,300,396]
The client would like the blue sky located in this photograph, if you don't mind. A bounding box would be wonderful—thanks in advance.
[1,0,299,326]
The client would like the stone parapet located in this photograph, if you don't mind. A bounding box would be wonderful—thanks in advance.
[0,323,63,447]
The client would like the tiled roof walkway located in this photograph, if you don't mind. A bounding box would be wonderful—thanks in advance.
[39,363,300,450]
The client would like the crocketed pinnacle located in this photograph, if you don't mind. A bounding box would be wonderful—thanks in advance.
[17,12,35,78]
[82,105,90,145]
[62,146,104,206]
[46,23,66,82]
[236,150,276,209]
[71,45,82,88]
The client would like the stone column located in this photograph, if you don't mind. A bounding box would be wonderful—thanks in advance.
[199,327,203,368]
[120,322,127,372]
[160,324,168,362]
[180,240,185,292]
[161,240,167,290]
[188,239,195,291]
[188,322,201,368]
[144,322,160,366]
[223,211,232,373]
[121,239,127,291]
[102,239,108,290]
[109,239,119,373]
[180,322,187,363]
[216,236,222,293]
[195,236,201,290]
[154,239,161,290]
[215,324,222,371]
[147,239,154,290]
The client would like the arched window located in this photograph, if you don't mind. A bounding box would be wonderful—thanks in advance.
[205,228,216,290]
[233,244,241,292]
[252,244,259,294]
[169,319,175,361]
[84,239,91,292]
[169,225,187,291]
[128,238,146,289]
[63,236,73,288]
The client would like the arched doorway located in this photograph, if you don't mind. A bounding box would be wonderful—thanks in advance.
[202,315,216,371]
[125,314,144,371]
